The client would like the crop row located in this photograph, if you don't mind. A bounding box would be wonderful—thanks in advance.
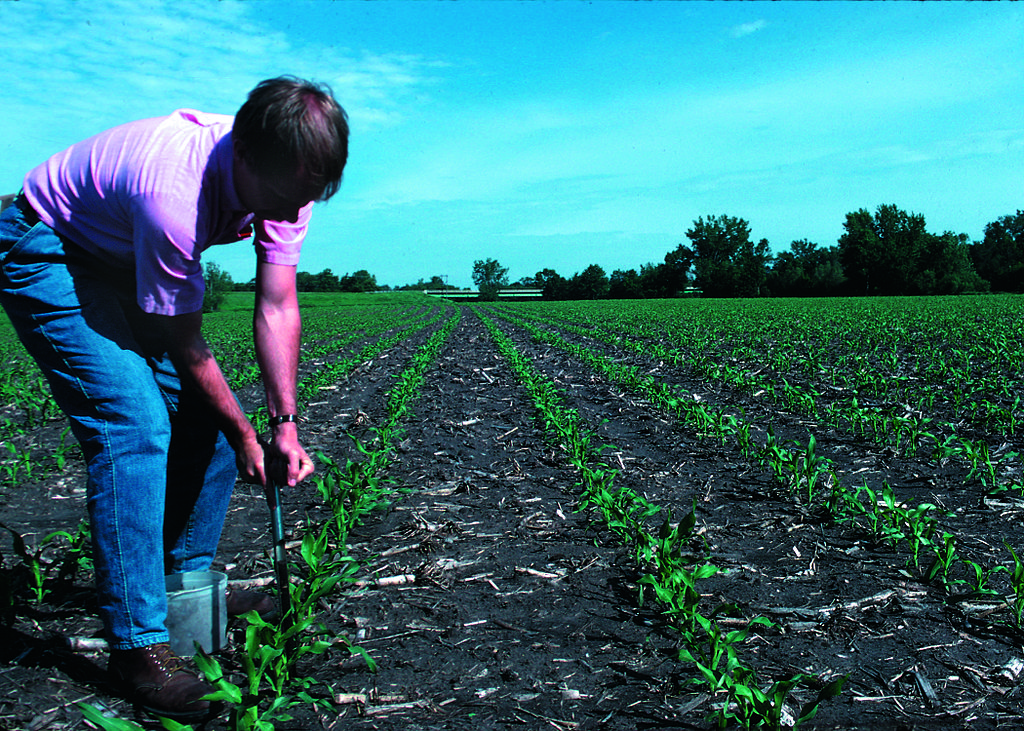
[475,299,1024,718]
[473,305,844,727]
[494,297,1023,494]
[77,304,461,729]
[500,296,1024,439]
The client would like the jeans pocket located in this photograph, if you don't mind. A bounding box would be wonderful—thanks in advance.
[0,221,65,286]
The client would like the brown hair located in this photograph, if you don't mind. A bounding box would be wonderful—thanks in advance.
[233,76,349,201]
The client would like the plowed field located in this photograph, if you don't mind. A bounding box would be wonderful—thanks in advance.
[2,294,1024,730]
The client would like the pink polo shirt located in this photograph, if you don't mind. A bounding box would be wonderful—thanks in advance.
[21,109,311,315]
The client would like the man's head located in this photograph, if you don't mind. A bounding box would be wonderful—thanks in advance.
[233,76,349,206]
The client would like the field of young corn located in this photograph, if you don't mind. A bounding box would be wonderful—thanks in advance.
[1,292,1023,730]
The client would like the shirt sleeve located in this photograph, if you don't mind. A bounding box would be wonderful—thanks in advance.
[131,194,206,315]
[252,202,312,267]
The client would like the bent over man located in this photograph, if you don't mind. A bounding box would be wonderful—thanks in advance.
[0,76,348,720]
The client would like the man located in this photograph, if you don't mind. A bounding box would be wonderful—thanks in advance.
[0,76,348,720]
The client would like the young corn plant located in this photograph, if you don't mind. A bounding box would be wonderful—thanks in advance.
[195,646,317,731]
[637,507,719,631]
[836,482,884,543]
[959,558,1005,599]
[758,428,797,491]
[924,531,959,587]
[679,610,845,730]
[200,308,459,727]
[0,521,91,604]
[897,502,939,572]
[200,524,372,730]
[1,440,34,489]
[51,426,77,472]
[876,483,908,549]
[797,435,837,506]
[1004,541,1024,628]
[478,306,845,726]
[46,520,93,586]
[313,448,392,546]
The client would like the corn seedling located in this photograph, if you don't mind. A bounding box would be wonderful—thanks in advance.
[1,441,34,488]
[960,558,1005,598]
[1004,541,1024,627]
[198,526,371,730]
[899,502,939,571]
[52,426,76,471]
[195,647,320,731]
[797,434,836,505]
[679,610,841,730]
[0,521,90,604]
[924,532,958,586]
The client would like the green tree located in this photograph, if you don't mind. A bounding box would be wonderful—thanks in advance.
[971,212,1024,292]
[531,269,560,292]
[736,237,771,297]
[472,258,509,301]
[637,262,671,298]
[295,271,315,291]
[314,268,340,291]
[659,244,696,297]
[920,232,987,294]
[838,204,930,295]
[426,275,456,291]
[806,245,846,295]
[296,268,341,292]
[202,261,234,312]
[395,275,456,291]
[569,264,610,300]
[767,249,804,297]
[339,269,377,292]
[609,268,643,299]
[685,215,767,297]
[767,240,846,297]
[541,271,571,300]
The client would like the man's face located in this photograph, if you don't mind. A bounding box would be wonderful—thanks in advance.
[233,150,322,222]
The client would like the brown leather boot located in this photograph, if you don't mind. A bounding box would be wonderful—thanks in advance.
[108,643,219,721]
[226,587,279,621]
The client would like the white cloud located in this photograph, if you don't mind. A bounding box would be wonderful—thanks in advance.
[730,20,768,38]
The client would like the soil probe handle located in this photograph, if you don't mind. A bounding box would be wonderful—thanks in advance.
[266,475,293,623]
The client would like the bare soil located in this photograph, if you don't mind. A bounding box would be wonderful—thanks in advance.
[2,305,1024,730]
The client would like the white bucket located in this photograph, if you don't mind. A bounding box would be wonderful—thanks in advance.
[164,570,228,657]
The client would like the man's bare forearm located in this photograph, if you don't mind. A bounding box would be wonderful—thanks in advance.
[251,262,313,486]
[155,312,256,444]
[253,297,301,419]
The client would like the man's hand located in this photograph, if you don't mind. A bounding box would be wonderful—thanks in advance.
[263,422,315,487]
[235,433,268,486]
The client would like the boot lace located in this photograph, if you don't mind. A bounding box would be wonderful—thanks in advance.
[147,642,188,676]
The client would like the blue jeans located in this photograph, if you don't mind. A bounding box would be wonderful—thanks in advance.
[0,198,238,650]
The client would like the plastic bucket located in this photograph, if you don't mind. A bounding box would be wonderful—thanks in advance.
[164,570,228,657]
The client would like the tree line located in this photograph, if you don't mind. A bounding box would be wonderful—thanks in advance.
[204,203,1024,309]
[473,205,1022,300]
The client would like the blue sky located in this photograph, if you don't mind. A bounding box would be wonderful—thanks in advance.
[2,1,1022,289]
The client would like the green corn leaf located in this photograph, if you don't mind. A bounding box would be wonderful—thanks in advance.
[76,703,146,730]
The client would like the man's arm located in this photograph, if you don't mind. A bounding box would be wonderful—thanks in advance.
[147,311,267,484]
[253,260,315,487]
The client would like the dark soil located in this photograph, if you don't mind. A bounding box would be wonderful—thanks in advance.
[2,304,1024,730]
